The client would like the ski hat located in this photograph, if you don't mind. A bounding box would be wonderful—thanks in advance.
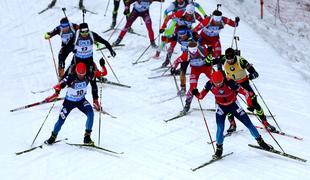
[185,4,195,15]
[79,23,89,32]
[212,10,222,22]
[225,48,236,59]
[75,63,87,76]
[60,17,69,27]
[211,71,224,86]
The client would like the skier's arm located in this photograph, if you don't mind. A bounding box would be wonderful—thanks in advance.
[240,57,259,80]
[192,81,211,99]
[222,16,237,27]
[45,26,61,39]
[193,18,210,33]
[92,32,116,57]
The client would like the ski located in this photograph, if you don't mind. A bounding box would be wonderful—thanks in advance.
[155,95,179,104]
[255,126,303,141]
[31,87,52,94]
[10,97,64,112]
[248,144,307,162]
[103,28,114,33]
[15,138,68,156]
[96,78,131,88]
[148,73,189,79]
[96,44,125,51]
[191,152,234,171]
[192,108,273,118]
[151,66,170,71]
[38,0,57,14]
[164,110,193,123]
[66,143,124,155]
[74,6,98,15]
[207,129,244,144]
[128,31,146,37]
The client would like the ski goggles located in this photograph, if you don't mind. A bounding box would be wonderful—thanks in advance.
[60,23,69,28]
[213,15,222,22]
[80,28,89,35]
[188,46,198,54]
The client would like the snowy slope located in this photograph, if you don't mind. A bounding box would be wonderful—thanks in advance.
[1,0,310,179]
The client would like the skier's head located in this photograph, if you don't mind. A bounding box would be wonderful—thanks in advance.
[177,25,189,41]
[212,10,222,23]
[225,48,236,64]
[75,62,87,80]
[60,17,69,27]
[60,17,70,32]
[184,4,195,21]
[176,0,186,6]
[188,41,198,54]
[79,23,89,37]
[211,71,224,87]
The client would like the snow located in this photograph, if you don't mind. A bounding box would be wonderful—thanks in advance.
[1,0,310,179]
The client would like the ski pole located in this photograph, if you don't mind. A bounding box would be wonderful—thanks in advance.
[158,0,163,46]
[132,34,160,65]
[104,0,111,16]
[168,61,184,109]
[250,81,282,131]
[10,97,64,112]
[107,15,125,41]
[99,50,121,83]
[230,28,237,48]
[97,59,105,146]
[31,100,57,147]
[47,39,59,81]
[237,95,285,153]
[197,99,216,153]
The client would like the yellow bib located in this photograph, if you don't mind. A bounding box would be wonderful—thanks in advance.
[224,57,247,81]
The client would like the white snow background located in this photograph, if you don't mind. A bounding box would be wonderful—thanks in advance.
[0,0,309,179]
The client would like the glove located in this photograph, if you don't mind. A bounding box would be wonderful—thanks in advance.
[45,93,59,102]
[192,88,199,96]
[123,6,130,16]
[205,54,213,64]
[93,99,100,111]
[110,49,116,57]
[94,70,105,78]
[53,83,62,93]
[235,16,240,26]
[170,67,176,75]
[159,28,165,34]
[99,58,105,67]
[248,71,259,80]
[207,46,213,54]
[44,32,51,40]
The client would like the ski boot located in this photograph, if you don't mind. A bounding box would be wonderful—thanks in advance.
[227,114,237,133]
[84,130,94,145]
[161,52,172,67]
[262,120,276,132]
[153,50,160,59]
[150,41,158,48]
[212,144,223,159]
[256,136,273,151]
[45,132,57,145]
[112,37,122,46]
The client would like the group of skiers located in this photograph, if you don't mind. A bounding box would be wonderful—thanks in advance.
[40,0,277,159]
